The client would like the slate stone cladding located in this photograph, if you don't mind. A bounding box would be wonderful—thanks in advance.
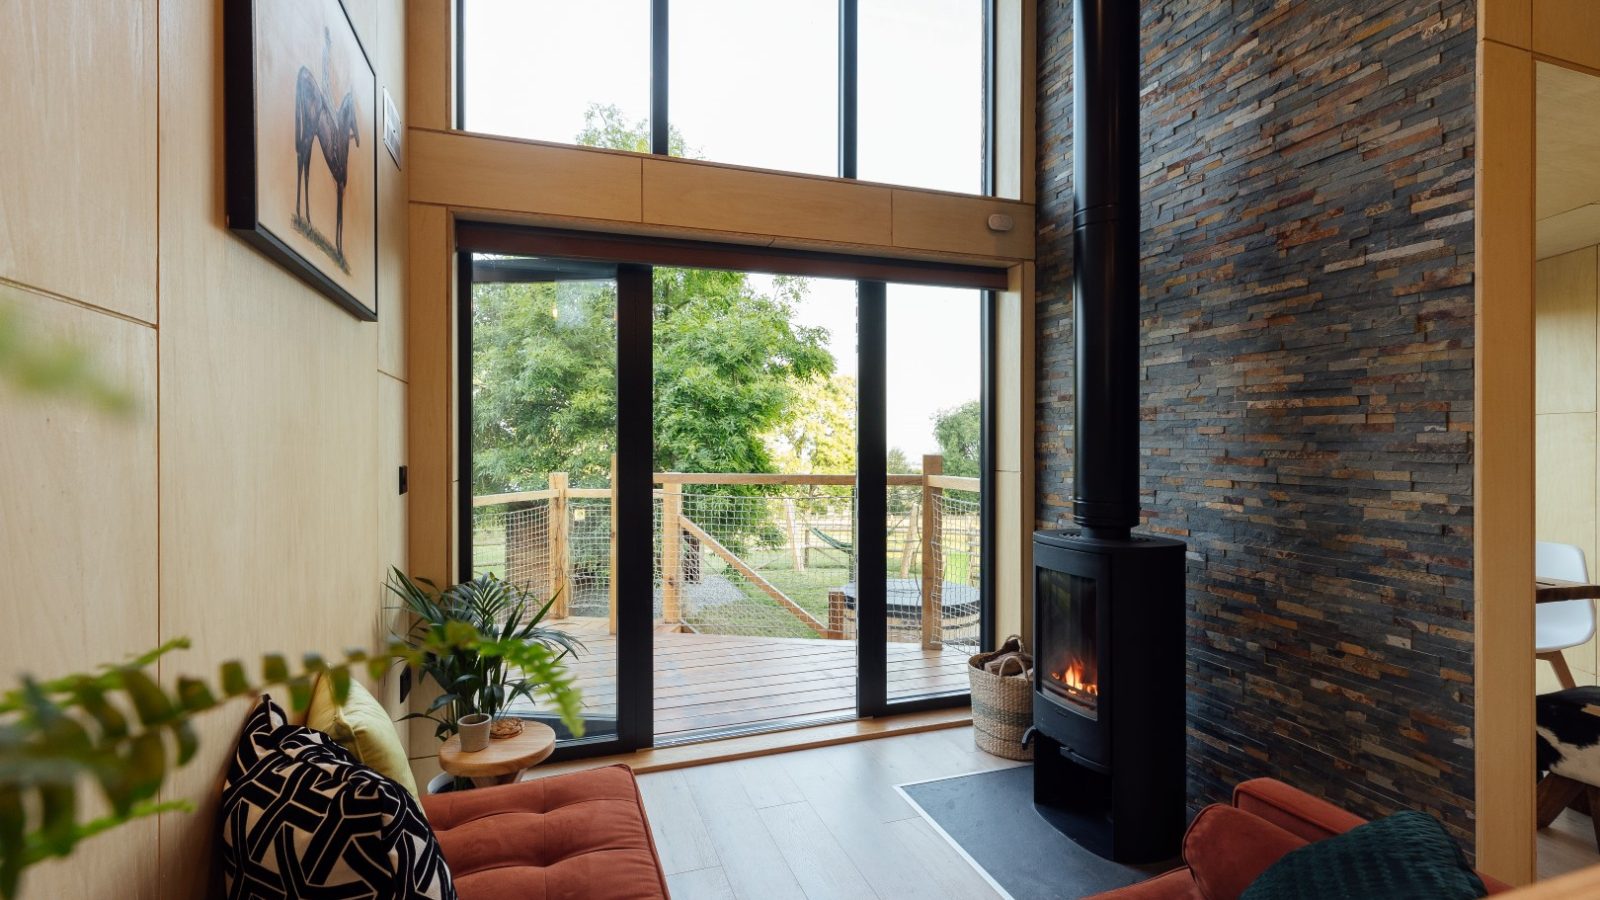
[1035,0,1478,842]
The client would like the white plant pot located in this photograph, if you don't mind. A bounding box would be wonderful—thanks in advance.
[458,713,492,752]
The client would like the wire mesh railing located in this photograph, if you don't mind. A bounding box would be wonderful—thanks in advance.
[471,462,981,648]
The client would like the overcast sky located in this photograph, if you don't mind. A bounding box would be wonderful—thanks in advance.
[463,0,985,458]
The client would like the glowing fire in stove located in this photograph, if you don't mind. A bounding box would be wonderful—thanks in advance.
[1051,659,1098,702]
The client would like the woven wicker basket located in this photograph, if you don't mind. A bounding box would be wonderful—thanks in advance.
[968,635,1034,760]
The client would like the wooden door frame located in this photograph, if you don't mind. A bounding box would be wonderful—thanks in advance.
[1475,0,1600,884]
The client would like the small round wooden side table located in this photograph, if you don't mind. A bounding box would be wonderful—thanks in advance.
[438,722,556,789]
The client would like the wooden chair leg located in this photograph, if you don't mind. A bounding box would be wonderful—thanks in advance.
[1540,651,1580,690]
[1538,774,1585,828]
[1589,786,1600,851]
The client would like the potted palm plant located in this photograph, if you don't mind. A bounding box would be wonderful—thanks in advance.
[386,568,584,788]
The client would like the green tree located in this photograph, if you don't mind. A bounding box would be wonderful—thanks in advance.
[468,271,833,494]
[469,112,835,497]
[576,103,696,157]
[886,446,916,475]
[933,400,981,477]
[766,374,857,475]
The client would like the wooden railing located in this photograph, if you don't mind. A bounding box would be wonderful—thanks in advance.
[472,459,980,645]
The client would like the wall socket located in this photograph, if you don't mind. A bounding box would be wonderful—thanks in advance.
[383,87,402,169]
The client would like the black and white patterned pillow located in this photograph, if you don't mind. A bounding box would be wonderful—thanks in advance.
[220,696,456,900]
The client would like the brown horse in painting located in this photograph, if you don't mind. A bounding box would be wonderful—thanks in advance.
[294,66,361,255]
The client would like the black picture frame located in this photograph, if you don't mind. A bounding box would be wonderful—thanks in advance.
[224,0,379,321]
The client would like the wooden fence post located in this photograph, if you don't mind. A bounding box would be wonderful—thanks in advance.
[662,481,683,627]
[548,473,570,619]
[608,456,619,635]
[921,454,944,650]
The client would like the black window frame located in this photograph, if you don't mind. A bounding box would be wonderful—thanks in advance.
[454,0,997,192]
[457,229,998,752]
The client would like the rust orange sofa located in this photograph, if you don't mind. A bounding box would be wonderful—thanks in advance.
[1085,779,1509,900]
[421,764,670,900]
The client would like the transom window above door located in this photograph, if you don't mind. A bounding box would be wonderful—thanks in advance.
[457,0,990,194]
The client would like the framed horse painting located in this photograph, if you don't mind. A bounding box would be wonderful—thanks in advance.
[225,0,378,321]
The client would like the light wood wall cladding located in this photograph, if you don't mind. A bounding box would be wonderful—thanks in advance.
[0,288,162,899]
[0,0,157,323]
[994,263,1035,642]
[0,0,409,894]
[1536,248,1598,414]
[641,157,893,246]
[411,129,644,223]
[405,205,453,587]
[377,0,409,380]
[1476,33,1537,886]
[1534,1,1600,73]
[1535,413,1598,692]
[155,0,408,892]
[409,128,1036,264]
[378,372,410,713]
[891,190,1034,260]
[406,0,453,130]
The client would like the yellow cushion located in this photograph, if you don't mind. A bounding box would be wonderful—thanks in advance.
[306,674,420,798]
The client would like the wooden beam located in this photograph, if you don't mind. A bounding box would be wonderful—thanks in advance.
[408,128,1035,265]
[925,474,982,492]
[406,0,454,130]
[410,128,644,223]
[473,489,557,507]
[890,189,1034,260]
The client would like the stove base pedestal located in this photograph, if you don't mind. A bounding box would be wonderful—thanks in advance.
[1033,731,1182,864]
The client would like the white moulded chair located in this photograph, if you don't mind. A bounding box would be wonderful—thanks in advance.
[1537,540,1596,690]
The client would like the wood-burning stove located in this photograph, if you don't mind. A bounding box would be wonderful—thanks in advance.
[1031,530,1185,863]
[1026,0,1188,865]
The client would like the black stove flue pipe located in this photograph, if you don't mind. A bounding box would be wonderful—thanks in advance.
[1072,0,1142,541]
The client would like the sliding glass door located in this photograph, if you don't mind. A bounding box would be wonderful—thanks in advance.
[460,231,993,752]
[651,268,862,741]
[460,254,652,759]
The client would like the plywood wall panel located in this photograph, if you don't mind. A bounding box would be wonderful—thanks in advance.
[0,287,161,899]
[890,190,1034,260]
[154,0,402,893]
[1535,248,1598,414]
[1536,411,1599,583]
[378,371,409,715]
[0,0,157,323]
[378,0,409,380]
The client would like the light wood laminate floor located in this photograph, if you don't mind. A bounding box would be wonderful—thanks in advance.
[1540,808,1600,880]
[635,726,1022,899]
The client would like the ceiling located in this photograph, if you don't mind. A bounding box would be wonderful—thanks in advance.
[1538,62,1600,259]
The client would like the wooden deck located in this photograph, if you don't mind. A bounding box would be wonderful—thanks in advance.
[547,617,972,739]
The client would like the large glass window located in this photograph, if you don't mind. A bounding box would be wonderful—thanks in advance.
[465,255,623,742]
[461,1,651,148]
[669,1,838,174]
[859,0,986,193]
[458,0,991,190]
[883,284,986,701]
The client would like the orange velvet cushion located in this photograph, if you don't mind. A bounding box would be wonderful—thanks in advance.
[1184,803,1307,900]
[421,765,669,900]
